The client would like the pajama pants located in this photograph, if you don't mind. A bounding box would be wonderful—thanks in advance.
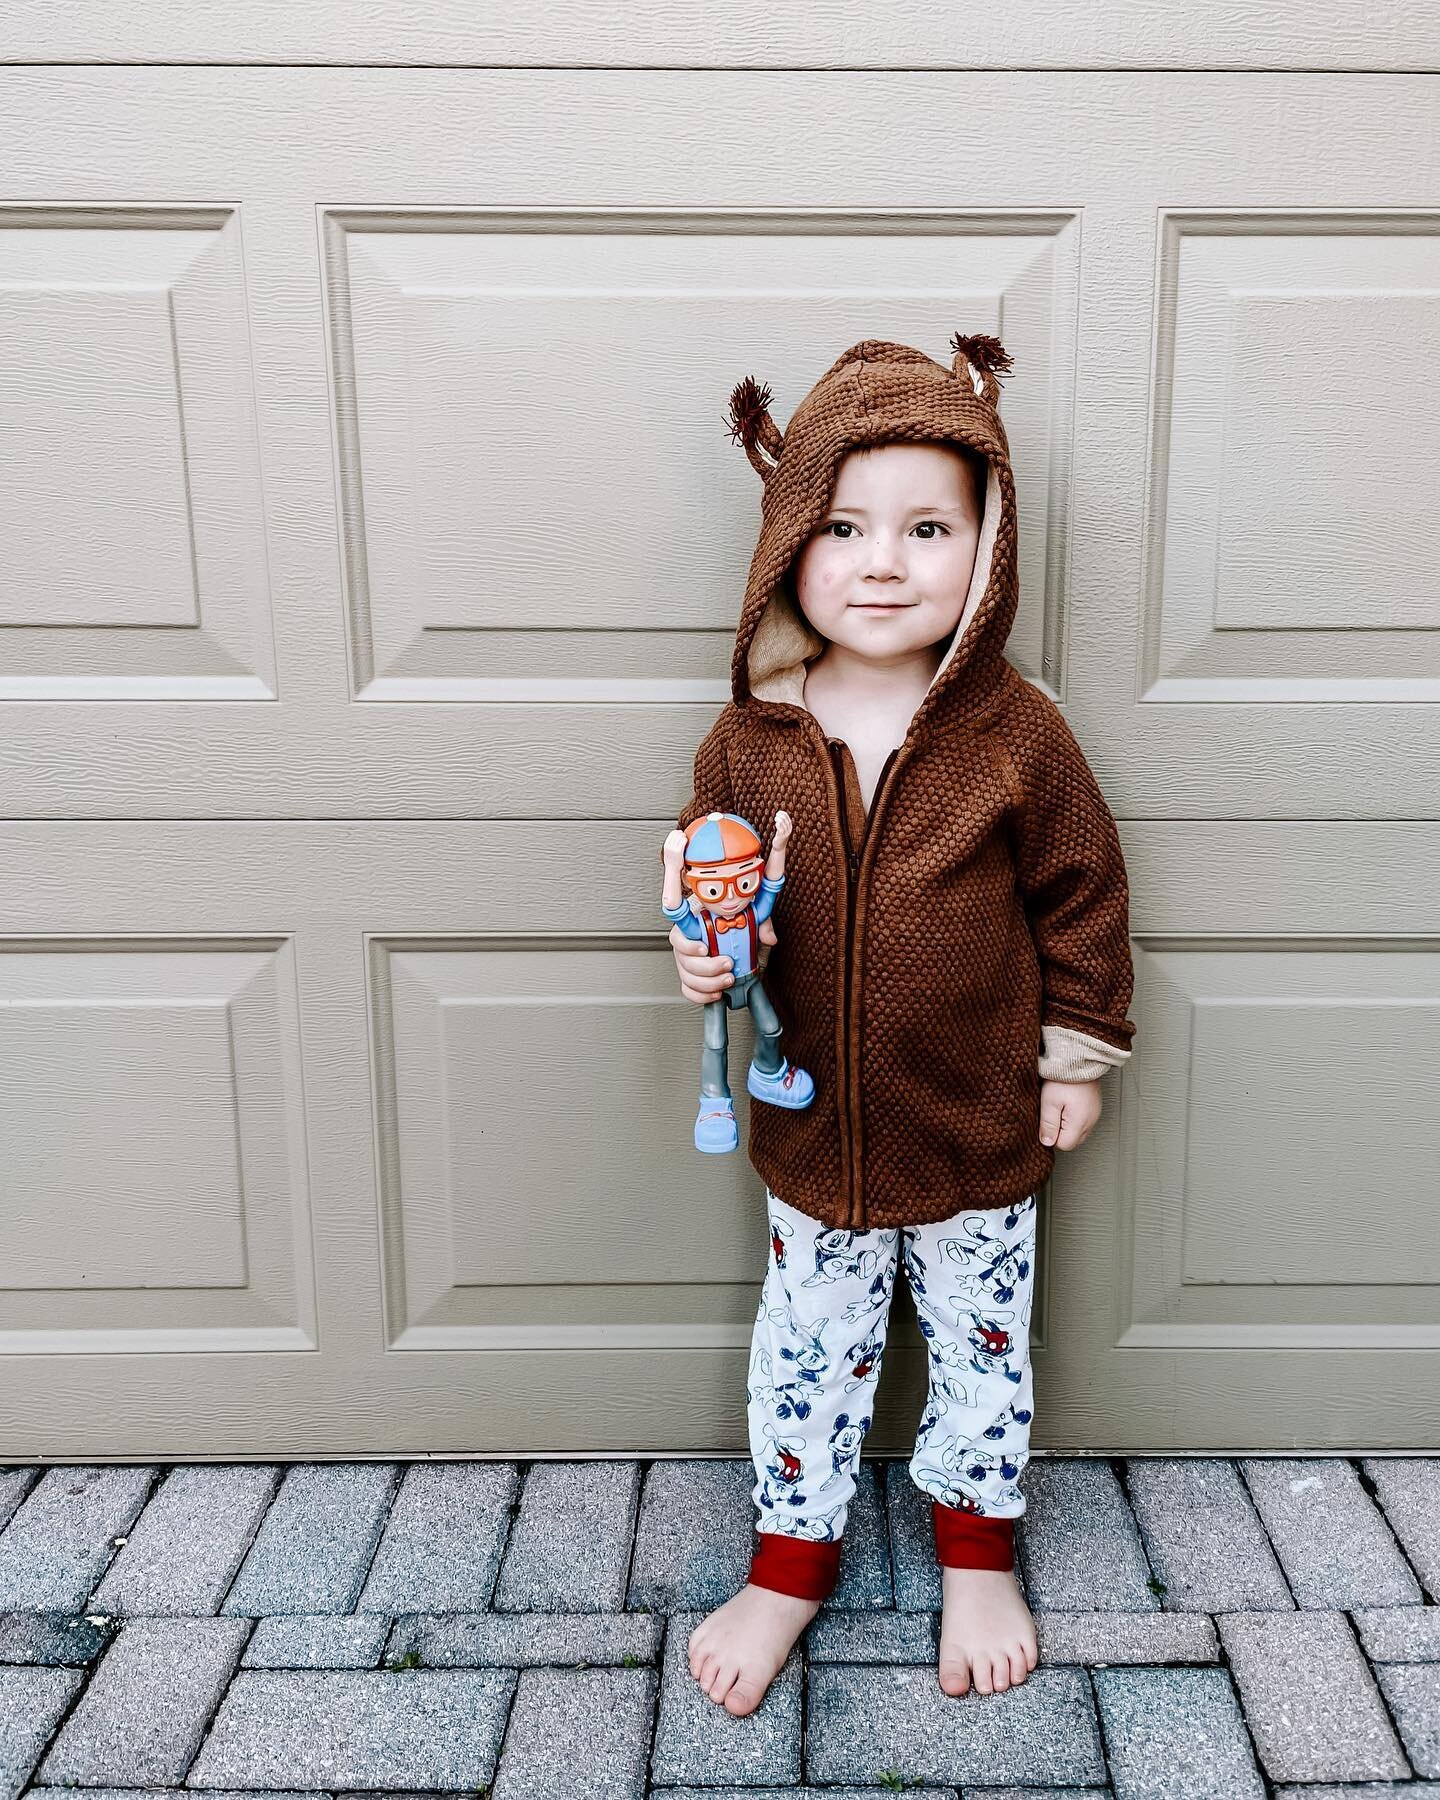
[745,1185,1037,1601]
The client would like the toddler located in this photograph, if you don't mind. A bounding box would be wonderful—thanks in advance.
[665,334,1136,1716]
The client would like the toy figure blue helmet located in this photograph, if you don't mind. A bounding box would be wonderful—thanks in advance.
[682,811,763,871]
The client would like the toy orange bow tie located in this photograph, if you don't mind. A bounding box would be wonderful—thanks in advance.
[711,912,750,933]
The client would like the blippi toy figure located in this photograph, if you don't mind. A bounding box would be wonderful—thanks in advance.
[662,810,817,1153]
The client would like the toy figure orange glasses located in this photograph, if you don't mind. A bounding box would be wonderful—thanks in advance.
[685,862,764,904]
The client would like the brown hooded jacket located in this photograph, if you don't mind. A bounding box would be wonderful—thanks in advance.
[676,334,1135,1230]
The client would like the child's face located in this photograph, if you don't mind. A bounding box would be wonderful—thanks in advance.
[791,441,984,669]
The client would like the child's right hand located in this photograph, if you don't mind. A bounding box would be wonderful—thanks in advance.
[669,917,778,1004]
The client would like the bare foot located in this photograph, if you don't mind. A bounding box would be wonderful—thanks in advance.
[687,1582,821,1716]
[937,1564,1038,1697]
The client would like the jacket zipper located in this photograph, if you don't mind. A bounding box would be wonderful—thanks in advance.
[821,732,907,1233]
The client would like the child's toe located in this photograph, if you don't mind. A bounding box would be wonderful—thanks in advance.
[937,1657,970,1697]
[724,1674,765,1717]
[706,1658,739,1704]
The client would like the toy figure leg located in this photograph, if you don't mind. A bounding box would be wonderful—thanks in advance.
[744,974,785,1075]
[700,996,731,1098]
[744,1186,899,1601]
[901,1193,1038,1572]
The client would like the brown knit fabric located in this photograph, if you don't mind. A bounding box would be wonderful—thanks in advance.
[678,334,1136,1230]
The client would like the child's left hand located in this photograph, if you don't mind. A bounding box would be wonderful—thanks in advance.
[1039,1078,1101,1150]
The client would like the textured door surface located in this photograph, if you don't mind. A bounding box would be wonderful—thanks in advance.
[1,25,1436,1456]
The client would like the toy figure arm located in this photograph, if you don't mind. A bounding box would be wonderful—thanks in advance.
[662,896,707,942]
[752,873,784,926]
[1002,700,1136,1076]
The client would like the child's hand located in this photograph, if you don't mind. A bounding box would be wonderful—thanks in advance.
[1038,1078,1102,1150]
[669,916,779,1003]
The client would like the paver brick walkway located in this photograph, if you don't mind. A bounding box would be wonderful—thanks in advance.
[0,1455,1436,1798]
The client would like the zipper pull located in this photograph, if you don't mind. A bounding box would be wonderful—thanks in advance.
[848,848,860,882]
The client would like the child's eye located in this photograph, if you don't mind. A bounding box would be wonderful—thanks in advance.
[822,520,856,539]
[913,521,949,538]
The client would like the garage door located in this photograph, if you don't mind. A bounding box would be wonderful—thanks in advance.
[2,14,1437,1456]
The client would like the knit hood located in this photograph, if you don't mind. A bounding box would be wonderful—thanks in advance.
[724,333,1018,733]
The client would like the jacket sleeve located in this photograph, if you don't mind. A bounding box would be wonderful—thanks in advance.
[1003,697,1137,1081]
[659,705,737,868]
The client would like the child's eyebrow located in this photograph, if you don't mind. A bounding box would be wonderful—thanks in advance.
[824,502,967,517]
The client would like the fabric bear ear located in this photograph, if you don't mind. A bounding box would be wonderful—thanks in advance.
[725,375,786,479]
[949,331,1014,408]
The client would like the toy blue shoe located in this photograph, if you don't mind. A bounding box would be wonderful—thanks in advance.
[695,1093,739,1154]
[747,1056,816,1109]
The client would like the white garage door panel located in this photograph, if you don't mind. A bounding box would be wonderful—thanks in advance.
[2,817,1438,1455]
[7,1,1437,72]
[1,65,1436,1456]
[0,71,1434,819]
[0,940,313,1353]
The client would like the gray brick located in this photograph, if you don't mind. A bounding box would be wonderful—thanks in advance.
[242,1615,391,1669]
[964,1790,1111,1800]
[886,1459,942,1610]
[627,1461,754,1612]
[808,1665,1104,1786]
[1216,1611,1407,1782]
[493,1461,638,1613]
[31,1791,326,1800]
[185,1669,515,1789]
[1240,1458,1420,1610]
[0,1611,114,1665]
[491,1666,655,1800]
[828,1459,894,1609]
[0,1667,83,1800]
[1374,1663,1440,1778]
[0,1472,39,1534]
[964,1791,1111,1800]
[1123,1459,1292,1612]
[387,1610,662,1669]
[1352,1604,1440,1661]
[356,1462,517,1614]
[1017,1460,1157,1613]
[221,1464,399,1617]
[92,1465,281,1618]
[655,1791,961,1799]
[1035,1611,1219,1665]
[1363,1459,1440,1596]
[1275,1787,1440,1798]
[1093,1666,1265,1799]
[654,1791,960,1799]
[805,1608,938,1663]
[37,1616,249,1786]
[651,1612,801,1786]
[0,1466,157,1612]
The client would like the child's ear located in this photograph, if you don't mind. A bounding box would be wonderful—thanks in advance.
[725,375,786,478]
[949,331,1015,409]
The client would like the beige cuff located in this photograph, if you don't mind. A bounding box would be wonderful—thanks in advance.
[1038,1024,1133,1084]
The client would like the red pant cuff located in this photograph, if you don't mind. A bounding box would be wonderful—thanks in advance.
[748,1529,842,1601]
[931,1499,1016,1570]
